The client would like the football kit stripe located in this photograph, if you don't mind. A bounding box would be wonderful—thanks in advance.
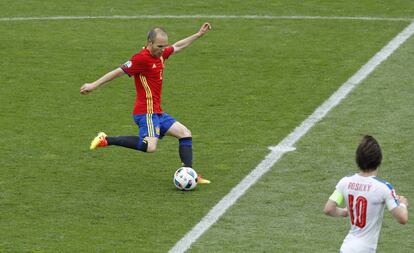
[146,113,154,137]
[139,74,154,114]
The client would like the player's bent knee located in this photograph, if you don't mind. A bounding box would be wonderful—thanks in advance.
[146,144,157,153]
[179,125,191,138]
[183,128,192,138]
[145,137,158,153]
[167,122,192,139]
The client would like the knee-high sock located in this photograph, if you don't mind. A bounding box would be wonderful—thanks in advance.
[179,137,193,167]
[106,136,147,152]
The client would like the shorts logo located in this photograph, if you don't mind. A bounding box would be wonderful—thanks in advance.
[123,60,132,68]
[155,127,160,135]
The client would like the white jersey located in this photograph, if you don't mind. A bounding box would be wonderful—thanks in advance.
[335,173,400,253]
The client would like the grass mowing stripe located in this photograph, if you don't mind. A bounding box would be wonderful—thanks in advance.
[169,21,414,253]
[0,15,413,22]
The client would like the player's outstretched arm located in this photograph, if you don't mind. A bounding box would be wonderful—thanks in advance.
[324,200,348,217]
[172,22,211,54]
[80,67,125,94]
[391,196,409,224]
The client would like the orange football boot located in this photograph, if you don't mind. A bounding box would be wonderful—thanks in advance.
[90,132,108,150]
[197,174,211,184]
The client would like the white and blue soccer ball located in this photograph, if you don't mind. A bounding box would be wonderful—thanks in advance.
[173,167,198,191]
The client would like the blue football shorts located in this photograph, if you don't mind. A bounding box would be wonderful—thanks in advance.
[133,113,177,139]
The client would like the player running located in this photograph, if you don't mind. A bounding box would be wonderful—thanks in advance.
[80,23,212,184]
[324,135,408,253]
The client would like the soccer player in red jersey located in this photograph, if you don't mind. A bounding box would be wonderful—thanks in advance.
[80,23,211,183]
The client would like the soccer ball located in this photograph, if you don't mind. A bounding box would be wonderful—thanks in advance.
[173,167,198,191]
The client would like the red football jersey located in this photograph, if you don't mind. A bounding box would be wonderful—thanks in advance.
[121,46,174,114]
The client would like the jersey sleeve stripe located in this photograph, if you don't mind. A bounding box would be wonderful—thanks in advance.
[372,177,394,190]
[373,176,400,206]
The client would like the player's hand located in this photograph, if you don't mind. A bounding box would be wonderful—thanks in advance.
[342,207,349,217]
[398,196,408,207]
[197,22,212,37]
[80,83,96,95]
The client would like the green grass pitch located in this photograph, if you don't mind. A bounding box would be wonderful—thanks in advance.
[0,1,413,252]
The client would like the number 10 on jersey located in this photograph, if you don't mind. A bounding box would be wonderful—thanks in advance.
[348,194,367,228]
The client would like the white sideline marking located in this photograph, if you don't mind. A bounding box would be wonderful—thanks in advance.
[0,15,413,22]
[169,21,414,253]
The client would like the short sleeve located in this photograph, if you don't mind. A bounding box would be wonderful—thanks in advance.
[335,177,346,192]
[121,54,146,77]
[162,46,174,59]
[329,190,344,206]
[383,183,400,211]
[329,177,346,206]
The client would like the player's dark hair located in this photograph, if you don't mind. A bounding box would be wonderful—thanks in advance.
[355,135,382,172]
[147,27,167,43]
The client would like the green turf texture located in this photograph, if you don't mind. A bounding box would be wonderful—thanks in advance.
[189,27,414,253]
[0,1,413,252]
[1,0,414,18]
